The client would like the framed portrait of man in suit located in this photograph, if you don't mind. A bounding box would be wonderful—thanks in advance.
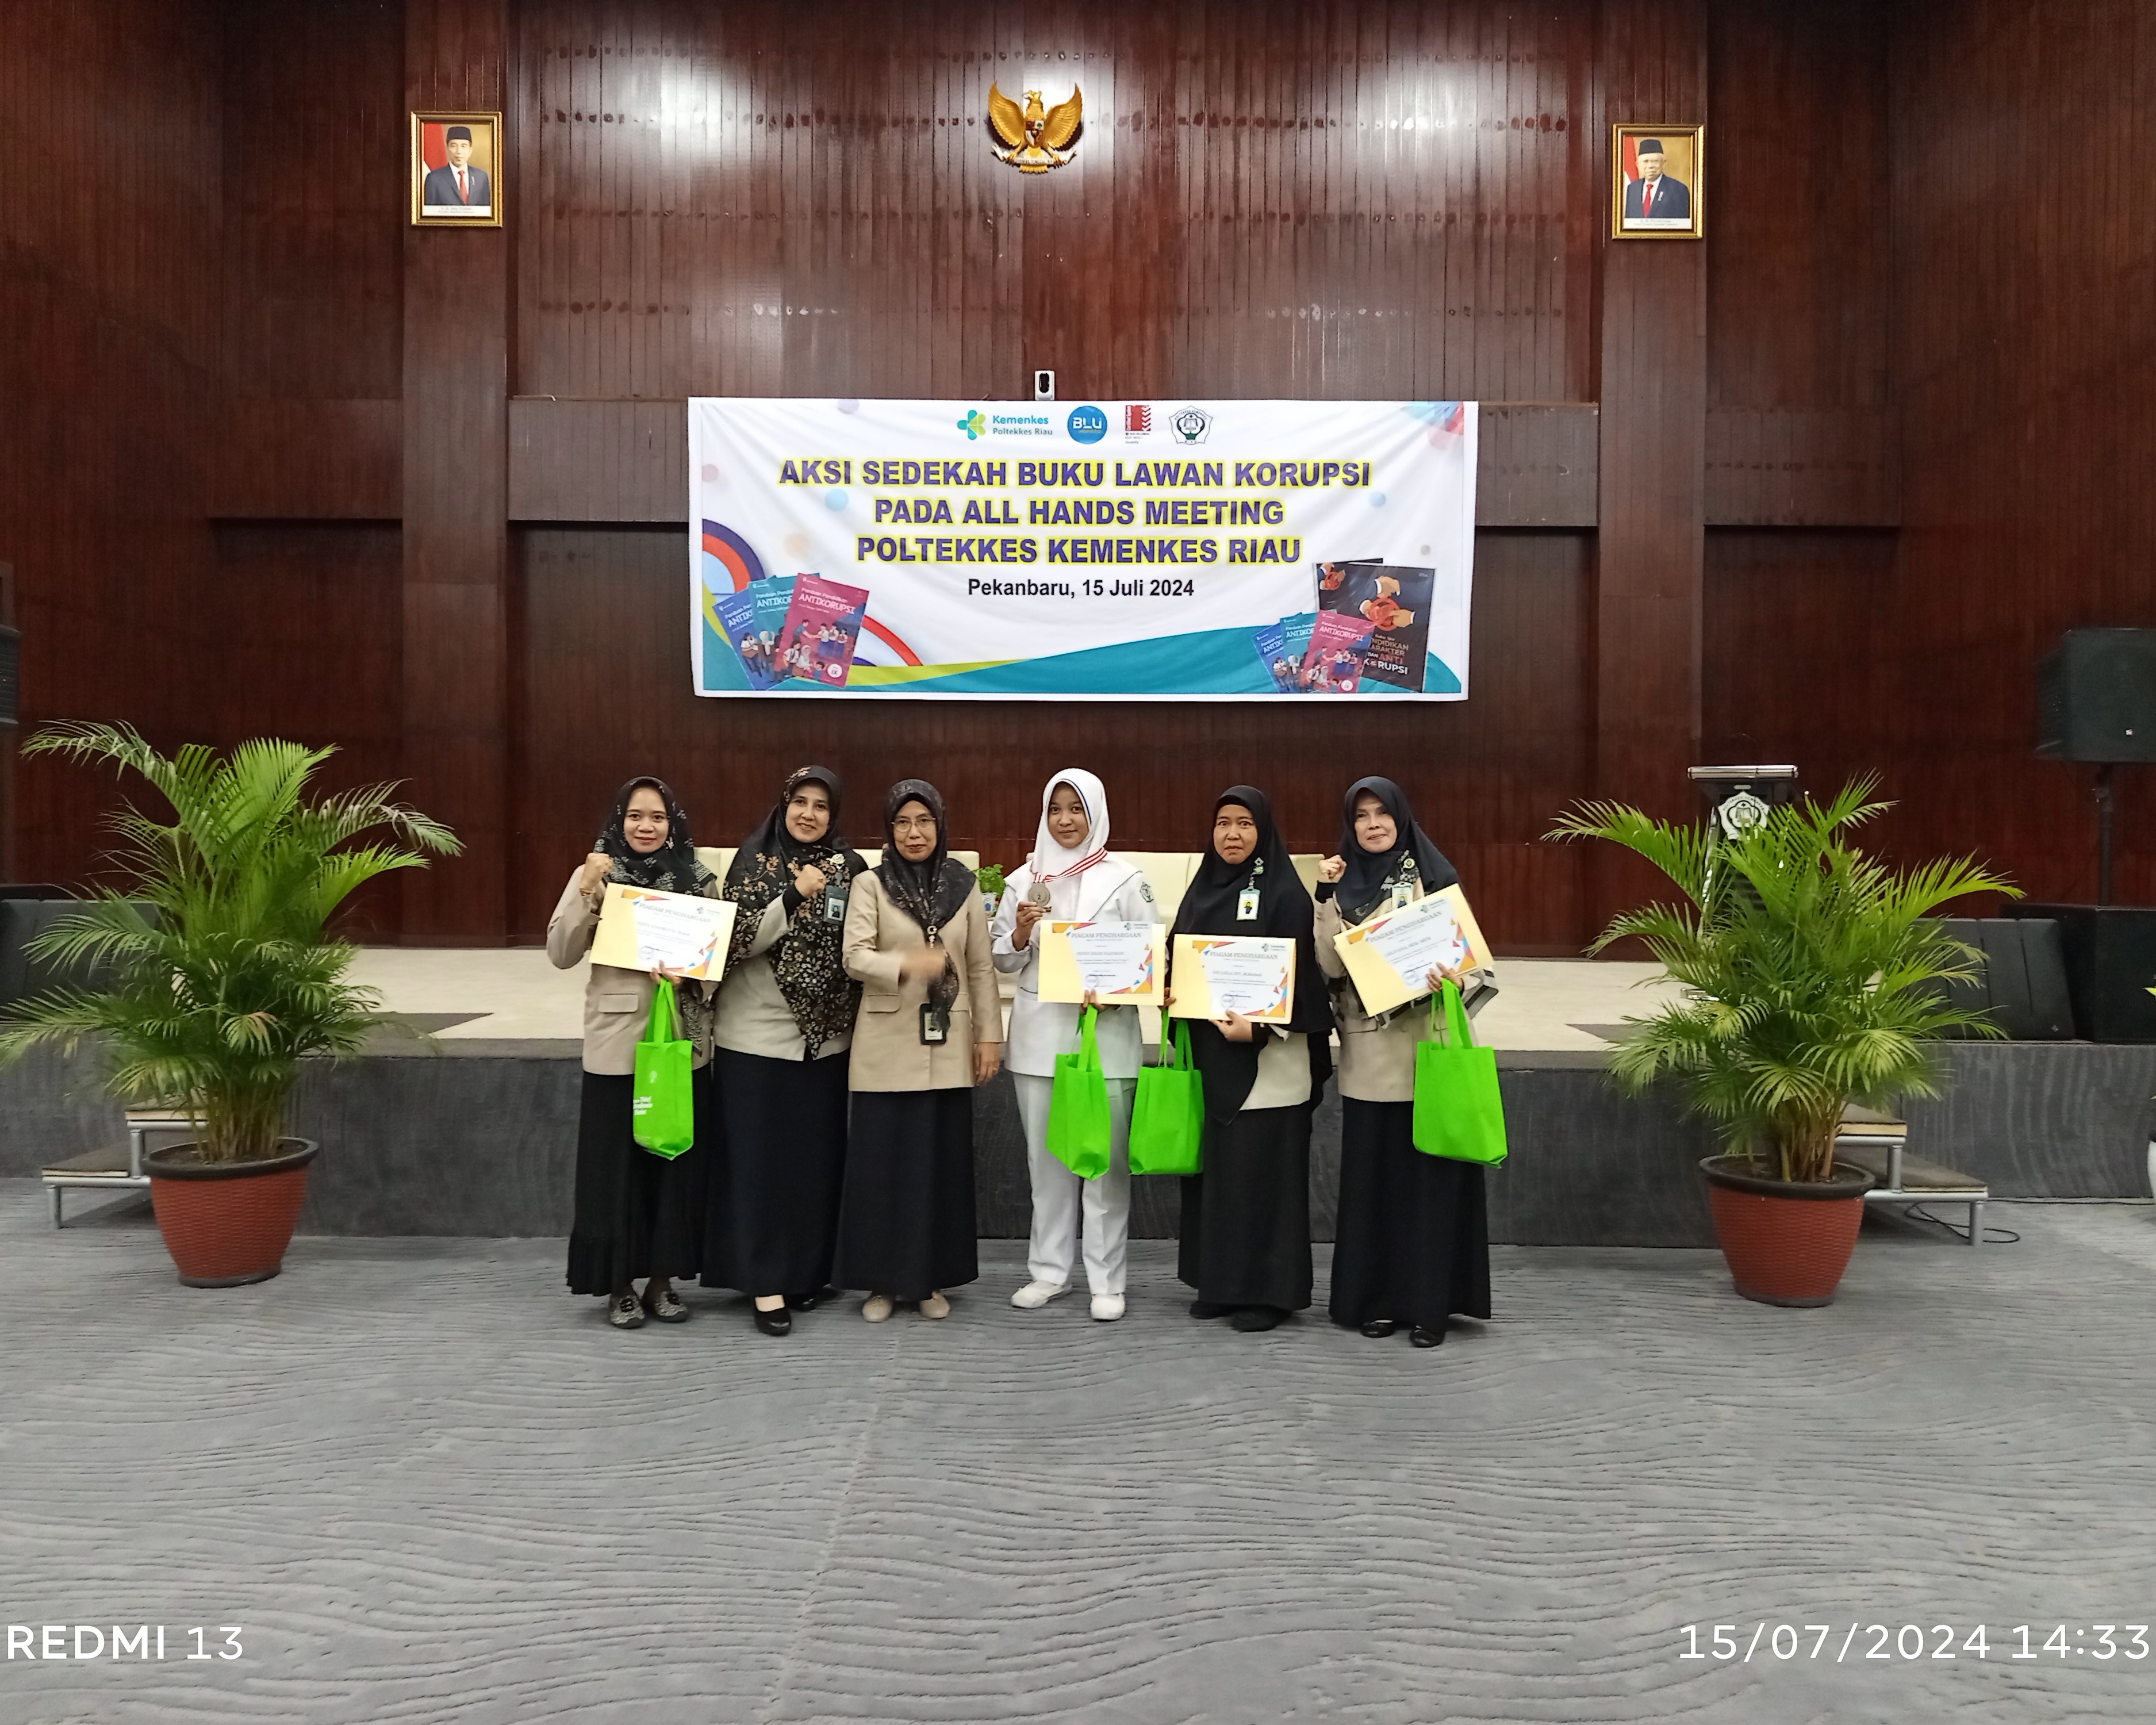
[411,112,503,227]
[1612,124,1703,239]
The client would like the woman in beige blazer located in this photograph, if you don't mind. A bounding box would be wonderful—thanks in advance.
[831,779,1002,1321]
[1313,776,1491,1350]
[548,776,722,1331]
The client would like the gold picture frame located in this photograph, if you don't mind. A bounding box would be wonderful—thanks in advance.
[1611,123,1703,240]
[410,110,504,228]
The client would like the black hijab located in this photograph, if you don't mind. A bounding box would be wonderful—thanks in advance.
[723,766,865,1057]
[1333,776,1459,923]
[875,779,975,1011]
[1171,787,1334,1122]
[594,776,715,896]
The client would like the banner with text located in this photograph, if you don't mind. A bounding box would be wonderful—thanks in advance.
[689,397,1477,700]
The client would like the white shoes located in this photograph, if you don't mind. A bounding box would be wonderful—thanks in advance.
[1011,1280,1071,1309]
[861,1294,895,1322]
[1090,1294,1126,1322]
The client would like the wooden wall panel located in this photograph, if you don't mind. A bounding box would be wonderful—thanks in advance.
[1704,0,1894,530]
[508,398,684,521]
[513,525,1590,950]
[513,0,1598,405]
[1589,0,1707,930]
[212,398,404,519]
[1887,0,2156,909]
[0,1,222,883]
[402,0,513,939]
[218,0,405,405]
[204,523,407,934]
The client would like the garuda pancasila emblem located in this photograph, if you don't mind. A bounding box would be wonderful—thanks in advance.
[988,82,1083,172]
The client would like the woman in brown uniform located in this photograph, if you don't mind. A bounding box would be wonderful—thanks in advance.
[548,776,722,1330]
[1315,776,1492,1349]
[831,779,1002,1321]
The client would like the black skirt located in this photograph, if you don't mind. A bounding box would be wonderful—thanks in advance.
[1177,1103,1313,1312]
[565,1067,710,1296]
[832,1088,979,1301]
[702,1046,851,1296]
[1328,1097,1492,1332]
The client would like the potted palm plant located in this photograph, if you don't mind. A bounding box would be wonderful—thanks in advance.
[1549,780,2012,1306]
[0,724,459,1286]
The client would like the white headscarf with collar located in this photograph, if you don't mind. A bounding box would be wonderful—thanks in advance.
[1014,768,1137,921]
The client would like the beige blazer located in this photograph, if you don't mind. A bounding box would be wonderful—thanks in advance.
[841,870,999,1092]
[1314,894,1440,1103]
[546,869,719,1076]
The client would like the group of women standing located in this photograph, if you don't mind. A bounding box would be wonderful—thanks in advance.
[551,766,1491,1351]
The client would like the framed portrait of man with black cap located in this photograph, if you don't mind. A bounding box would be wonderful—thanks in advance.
[411,112,502,227]
[1612,123,1702,239]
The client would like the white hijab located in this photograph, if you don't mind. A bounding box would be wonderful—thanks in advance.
[1018,768,1136,921]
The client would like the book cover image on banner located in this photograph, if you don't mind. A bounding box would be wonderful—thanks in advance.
[776,574,869,688]
[1317,559,1437,692]
[688,398,1477,700]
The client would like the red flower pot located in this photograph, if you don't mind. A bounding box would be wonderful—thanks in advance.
[1700,1155,1876,1307]
[144,1139,317,1287]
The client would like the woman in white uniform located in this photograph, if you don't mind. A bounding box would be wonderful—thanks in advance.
[991,770,1156,1322]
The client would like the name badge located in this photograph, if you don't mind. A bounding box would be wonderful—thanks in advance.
[1390,881,1416,910]
[820,885,849,925]
[1236,888,1261,922]
[919,1002,952,1045]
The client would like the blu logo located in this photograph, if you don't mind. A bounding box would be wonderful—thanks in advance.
[1066,405,1107,444]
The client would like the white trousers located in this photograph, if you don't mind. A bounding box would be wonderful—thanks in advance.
[1012,1072,1135,1295]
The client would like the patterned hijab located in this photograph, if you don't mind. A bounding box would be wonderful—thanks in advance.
[876,779,974,1010]
[722,766,864,1059]
[595,776,714,895]
[593,775,719,1042]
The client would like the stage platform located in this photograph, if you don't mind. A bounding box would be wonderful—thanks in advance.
[4,954,2151,1247]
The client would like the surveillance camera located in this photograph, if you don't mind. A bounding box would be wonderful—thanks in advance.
[1034,370,1056,402]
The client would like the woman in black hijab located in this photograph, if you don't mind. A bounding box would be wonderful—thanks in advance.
[547,776,723,1329]
[702,766,867,1336]
[1315,776,1492,1348]
[1170,787,1333,1332]
[830,780,1003,1321]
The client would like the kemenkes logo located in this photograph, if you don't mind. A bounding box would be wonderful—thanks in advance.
[956,409,987,439]
[1067,405,1107,444]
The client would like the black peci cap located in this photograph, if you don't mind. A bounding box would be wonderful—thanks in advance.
[1636,137,1665,155]
[446,124,473,143]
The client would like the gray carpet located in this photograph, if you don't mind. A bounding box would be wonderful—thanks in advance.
[4,1180,2154,1724]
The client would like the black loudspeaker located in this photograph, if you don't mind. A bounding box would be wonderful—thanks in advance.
[1935,918,2074,1040]
[2006,903,2156,1042]
[2038,628,2156,761]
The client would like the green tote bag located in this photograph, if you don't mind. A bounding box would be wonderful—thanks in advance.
[1129,1019,1204,1176]
[1410,979,1509,1166]
[1046,1006,1114,1180]
[632,979,696,1160]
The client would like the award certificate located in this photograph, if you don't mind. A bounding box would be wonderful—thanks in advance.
[1334,884,1491,1017]
[590,884,738,980]
[1039,921,1165,1003]
[1168,934,1297,1023]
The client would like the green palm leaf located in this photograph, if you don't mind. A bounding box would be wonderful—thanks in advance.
[1,725,461,1162]
[1549,779,2015,1182]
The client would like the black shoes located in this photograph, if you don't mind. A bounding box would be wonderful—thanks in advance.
[753,1304,793,1337]
[1189,1300,1233,1320]
[1360,1318,1399,1339]
[1229,1306,1286,1333]
[1410,1325,1445,1348]
[786,1286,842,1311]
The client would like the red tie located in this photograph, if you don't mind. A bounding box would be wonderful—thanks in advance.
[456,167,467,203]
[1643,179,1655,216]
